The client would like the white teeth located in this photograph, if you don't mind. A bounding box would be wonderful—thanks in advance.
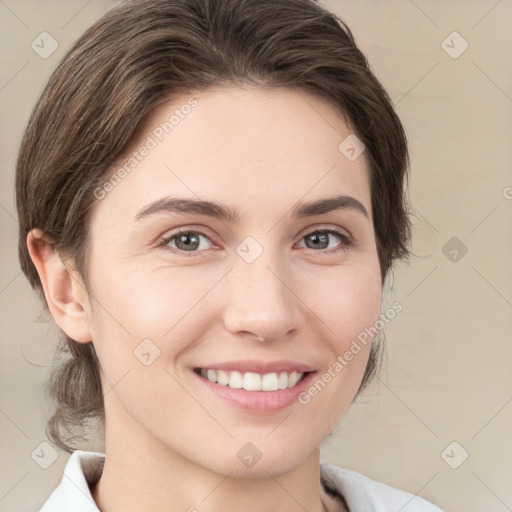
[243,372,261,391]
[288,371,300,387]
[261,372,279,391]
[228,370,243,389]
[200,368,305,391]
[217,369,229,386]
[278,372,288,389]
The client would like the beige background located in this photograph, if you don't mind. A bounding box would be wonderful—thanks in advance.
[1,1,511,511]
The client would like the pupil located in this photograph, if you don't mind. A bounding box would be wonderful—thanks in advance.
[179,233,198,250]
[309,232,328,249]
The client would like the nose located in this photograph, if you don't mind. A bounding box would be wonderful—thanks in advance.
[222,246,304,343]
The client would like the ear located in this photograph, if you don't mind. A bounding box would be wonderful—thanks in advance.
[27,229,92,343]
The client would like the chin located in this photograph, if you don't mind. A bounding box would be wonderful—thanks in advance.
[199,440,317,479]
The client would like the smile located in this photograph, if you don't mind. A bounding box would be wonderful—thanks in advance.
[195,368,307,391]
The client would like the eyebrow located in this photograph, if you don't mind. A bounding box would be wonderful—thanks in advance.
[135,194,369,222]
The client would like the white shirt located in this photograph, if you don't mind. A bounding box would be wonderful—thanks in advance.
[38,450,443,512]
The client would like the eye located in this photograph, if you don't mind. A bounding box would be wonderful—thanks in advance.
[160,230,214,255]
[296,228,352,254]
[159,227,352,256]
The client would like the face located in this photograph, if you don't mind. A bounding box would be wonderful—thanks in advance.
[82,86,382,476]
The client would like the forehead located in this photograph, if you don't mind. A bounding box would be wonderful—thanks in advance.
[90,86,371,226]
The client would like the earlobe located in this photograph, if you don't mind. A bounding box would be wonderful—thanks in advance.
[26,229,92,343]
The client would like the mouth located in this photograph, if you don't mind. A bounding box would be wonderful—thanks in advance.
[193,367,311,391]
[191,359,318,413]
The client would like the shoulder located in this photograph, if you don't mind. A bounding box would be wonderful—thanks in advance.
[38,450,105,512]
[320,463,443,512]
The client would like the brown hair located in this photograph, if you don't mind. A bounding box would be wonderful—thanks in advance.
[15,0,410,453]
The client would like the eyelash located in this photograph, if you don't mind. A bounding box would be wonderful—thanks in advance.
[158,227,353,257]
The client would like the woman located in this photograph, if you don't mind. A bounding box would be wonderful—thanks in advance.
[16,0,443,510]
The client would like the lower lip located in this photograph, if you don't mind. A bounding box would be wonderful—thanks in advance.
[192,370,317,413]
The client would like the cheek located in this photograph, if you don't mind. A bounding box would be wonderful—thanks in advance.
[301,259,382,403]
[306,263,382,344]
[292,268,381,438]
[85,257,222,391]
[88,252,211,336]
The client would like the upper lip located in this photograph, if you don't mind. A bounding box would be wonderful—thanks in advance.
[194,359,316,374]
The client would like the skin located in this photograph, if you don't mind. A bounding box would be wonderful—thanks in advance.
[28,86,382,512]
